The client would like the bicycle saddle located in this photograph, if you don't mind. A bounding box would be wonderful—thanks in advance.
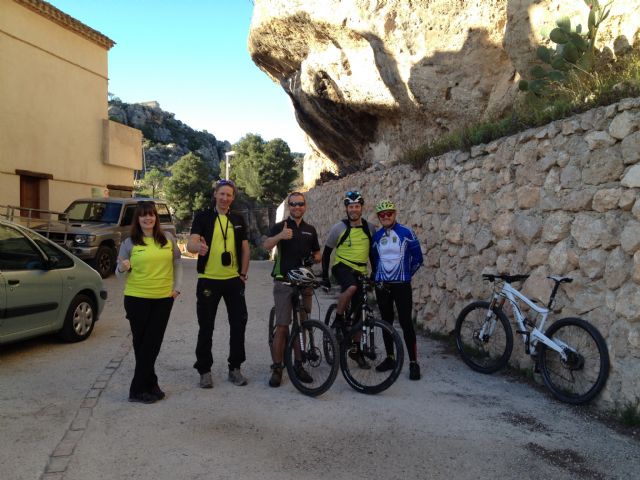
[482,273,530,283]
[547,275,573,284]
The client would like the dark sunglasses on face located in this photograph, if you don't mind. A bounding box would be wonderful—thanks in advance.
[378,211,395,218]
[288,201,305,207]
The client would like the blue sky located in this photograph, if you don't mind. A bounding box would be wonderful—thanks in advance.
[50,0,308,153]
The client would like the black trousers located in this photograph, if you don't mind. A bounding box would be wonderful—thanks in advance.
[124,296,173,397]
[375,282,418,362]
[194,277,248,373]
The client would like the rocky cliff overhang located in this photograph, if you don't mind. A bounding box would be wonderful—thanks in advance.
[249,0,640,174]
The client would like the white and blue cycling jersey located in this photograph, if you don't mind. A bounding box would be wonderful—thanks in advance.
[371,222,423,282]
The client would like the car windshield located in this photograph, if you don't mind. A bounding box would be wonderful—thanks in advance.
[64,202,121,223]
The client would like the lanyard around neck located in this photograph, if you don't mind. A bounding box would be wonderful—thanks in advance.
[216,212,229,252]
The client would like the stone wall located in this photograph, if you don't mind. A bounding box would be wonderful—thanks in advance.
[302,98,640,409]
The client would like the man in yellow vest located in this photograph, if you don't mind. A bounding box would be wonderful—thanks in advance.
[187,179,250,388]
[321,190,373,368]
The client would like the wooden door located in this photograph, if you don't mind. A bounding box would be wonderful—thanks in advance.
[20,176,40,218]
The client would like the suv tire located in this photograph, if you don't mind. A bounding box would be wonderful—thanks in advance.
[93,245,116,278]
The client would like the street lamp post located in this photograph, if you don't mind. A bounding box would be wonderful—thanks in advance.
[224,151,236,180]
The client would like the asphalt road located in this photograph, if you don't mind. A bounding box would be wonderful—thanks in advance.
[1,259,638,480]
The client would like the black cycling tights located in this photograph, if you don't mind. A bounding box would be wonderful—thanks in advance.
[375,282,417,362]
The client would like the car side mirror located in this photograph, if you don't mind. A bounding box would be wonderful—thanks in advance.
[58,213,67,221]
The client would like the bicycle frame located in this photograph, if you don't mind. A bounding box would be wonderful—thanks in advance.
[490,282,568,359]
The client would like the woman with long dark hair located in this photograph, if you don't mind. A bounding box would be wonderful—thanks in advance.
[116,201,182,403]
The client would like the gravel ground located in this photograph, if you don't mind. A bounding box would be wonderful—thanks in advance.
[1,259,638,480]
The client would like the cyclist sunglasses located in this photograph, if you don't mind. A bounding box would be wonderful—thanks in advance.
[288,201,305,207]
[377,211,395,218]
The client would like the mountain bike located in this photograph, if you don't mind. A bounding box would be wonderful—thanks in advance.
[324,274,404,394]
[267,269,339,397]
[454,273,610,405]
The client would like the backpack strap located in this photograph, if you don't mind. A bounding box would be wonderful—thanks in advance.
[336,218,372,249]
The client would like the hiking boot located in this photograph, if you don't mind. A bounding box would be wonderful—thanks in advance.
[128,392,157,404]
[409,362,421,381]
[228,368,248,386]
[293,364,313,383]
[151,385,166,400]
[269,364,283,387]
[376,356,396,372]
[349,349,371,369]
[199,372,213,389]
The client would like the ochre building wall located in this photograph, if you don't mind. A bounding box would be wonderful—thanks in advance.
[0,0,141,211]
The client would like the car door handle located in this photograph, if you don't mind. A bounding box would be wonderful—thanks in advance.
[8,279,20,286]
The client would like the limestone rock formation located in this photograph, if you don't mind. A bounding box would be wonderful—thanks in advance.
[108,100,230,172]
[249,0,640,179]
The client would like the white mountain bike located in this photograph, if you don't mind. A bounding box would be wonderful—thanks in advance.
[454,274,610,405]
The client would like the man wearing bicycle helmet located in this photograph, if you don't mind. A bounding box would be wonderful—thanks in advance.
[321,190,373,369]
[371,199,424,380]
[263,192,321,387]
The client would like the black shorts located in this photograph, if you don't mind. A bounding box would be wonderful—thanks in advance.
[332,262,361,292]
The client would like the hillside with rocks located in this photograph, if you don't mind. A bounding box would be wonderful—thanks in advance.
[108,99,230,174]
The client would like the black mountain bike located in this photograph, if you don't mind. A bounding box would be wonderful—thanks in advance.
[324,274,404,394]
[267,269,339,397]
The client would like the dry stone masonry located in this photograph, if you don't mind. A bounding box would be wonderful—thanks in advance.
[302,98,640,409]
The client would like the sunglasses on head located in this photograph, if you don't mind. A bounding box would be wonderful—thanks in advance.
[288,201,305,207]
[216,179,235,187]
[377,211,395,218]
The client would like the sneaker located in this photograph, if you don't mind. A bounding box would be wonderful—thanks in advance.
[151,385,166,400]
[293,364,313,383]
[228,368,248,386]
[376,356,396,372]
[409,362,421,381]
[128,392,157,404]
[199,372,213,389]
[349,349,371,369]
[269,364,283,387]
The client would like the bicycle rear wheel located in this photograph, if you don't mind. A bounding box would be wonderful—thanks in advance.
[285,319,339,397]
[340,318,404,394]
[538,317,610,405]
[454,301,513,374]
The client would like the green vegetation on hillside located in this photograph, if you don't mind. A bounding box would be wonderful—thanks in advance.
[402,2,639,169]
[224,133,298,205]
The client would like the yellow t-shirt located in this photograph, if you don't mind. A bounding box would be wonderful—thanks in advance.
[124,237,174,298]
[334,226,369,274]
[199,214,239,280]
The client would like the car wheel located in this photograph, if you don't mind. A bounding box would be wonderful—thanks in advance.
[93,245,116,278]
[59,294,96,342]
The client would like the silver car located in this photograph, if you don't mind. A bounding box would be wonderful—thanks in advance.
[0,219,107,345]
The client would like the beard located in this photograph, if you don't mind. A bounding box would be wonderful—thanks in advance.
[347,211,361,222]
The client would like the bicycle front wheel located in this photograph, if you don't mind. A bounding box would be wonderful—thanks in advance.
[454,301,513,374]
[285,319,339,397]
[267,306,276,348]
[340,318,404,394]
[538,317,610,405]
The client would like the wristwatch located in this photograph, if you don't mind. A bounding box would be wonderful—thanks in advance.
[239,273,248,279]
